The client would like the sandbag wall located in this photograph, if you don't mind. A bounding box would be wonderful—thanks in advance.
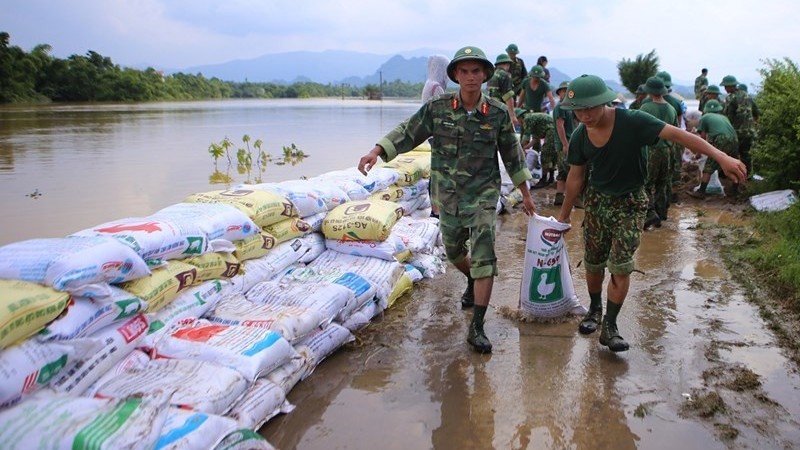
[0,148,442,449]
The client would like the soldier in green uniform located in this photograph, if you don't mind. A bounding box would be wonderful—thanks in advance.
[517,109,557,186]
[505,44,527,102]
[487,53,519,127]
[699,84,722,115]
[628,84,646,111]
[688,99,741,199]
[639,77,678,229]
[517,65,557,113]
[553,81,576,205]
[721,75,759,175]
[694,68,709,100]
[358,46,536,354]
[557,75,746,352]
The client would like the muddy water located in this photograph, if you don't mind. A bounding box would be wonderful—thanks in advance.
[262,200,800,450]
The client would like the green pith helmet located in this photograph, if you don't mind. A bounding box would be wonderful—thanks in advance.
[556,80,570,94]
[644,76,667,96]
[704,99,723,114]
[529,65,546,79]
[720,75,739,86]
[705,85,722,95]
[446,46,494,83]
[738,83,748,92]
[635,84,646,95]
[560,74,618,110]
[656,71,673,88]
[514,108,528,118]
[506,43,519,54]
[495,53,513,65]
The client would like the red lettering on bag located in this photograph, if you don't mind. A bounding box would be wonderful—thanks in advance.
[118,314,148,344]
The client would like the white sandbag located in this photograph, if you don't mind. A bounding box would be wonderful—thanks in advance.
[298,232,326,263]
[390,216,441,255]
[308,250,403,307]
[39,286,147,341]
[229,238,309,294]
[519,214,586,318]
[0,279,71,349]
[49,314,150,396]
[310,175,371,201]
[205,293,325,344]
[304,211,328,233]
[357,167,401,192]
[226,378,295,429]
[143,279,226,346]
[340,299,382,332]
[183,189,298,228]
[156,407,240,450]
[273,267,377,321]
[295,323,354,380]
[215,429,277,450]
[403,264,424,283]
[278,179,349,211]
[0,337,101,407]
[83,348,150,396]
[397,192,431,216]
[92,358,248,415]
[406,252,447,279]
[749,189,798,212]
[246,280,353,326]
[0,236,151,298]
[265,356,306,394]
[152,319,297,381]
[151,202,260,247]
[325,233,409,261]
[244,182,328,218]
[0,391,171,450]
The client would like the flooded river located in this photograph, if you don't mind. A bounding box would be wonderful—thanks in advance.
[2,99,799,449]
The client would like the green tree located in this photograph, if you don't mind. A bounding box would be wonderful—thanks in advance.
[617,50,659,95]
[753,58,800,189]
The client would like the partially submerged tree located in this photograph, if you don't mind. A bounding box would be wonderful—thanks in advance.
[618,50,659,95]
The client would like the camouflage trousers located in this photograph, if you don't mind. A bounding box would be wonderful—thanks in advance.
[703,134,739,175]
[582,186,647,275]
[645,145,672,220]
[671,143,682,185]
[539,139,558,171]
[439,207,498,279]
[737,133,753,174]
[556,148,569,181]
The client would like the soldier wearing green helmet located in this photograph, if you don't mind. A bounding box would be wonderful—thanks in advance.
[505,44,527,101]
[557,74,747,353]
[487,53,519,126]
[720,75,760,175]
[553,80,577,206]
[640,76,678,230]
[647,70,686,201]
[628,84,647,111]
[699,84,722,114]
[517,65,556,114]
[688,99,740,199]
[358,45,535,354]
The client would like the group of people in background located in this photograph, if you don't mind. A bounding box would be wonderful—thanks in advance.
[393,44,748,355]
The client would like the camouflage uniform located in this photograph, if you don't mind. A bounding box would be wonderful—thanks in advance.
[583,187,648,274]
[640,100,677,221]
[486,68,515,104]
[723,89,759,174]
[698,112,739,175]
[508,57,527,97]
[377,92,531,279]
[520,112,557,171]
[694,74,708,99]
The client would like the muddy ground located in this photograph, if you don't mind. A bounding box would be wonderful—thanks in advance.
[261,184,800,450]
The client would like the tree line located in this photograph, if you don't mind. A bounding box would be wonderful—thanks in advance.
[0,32,423,103]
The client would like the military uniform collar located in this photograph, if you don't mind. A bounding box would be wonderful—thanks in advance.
[452,92,491,116]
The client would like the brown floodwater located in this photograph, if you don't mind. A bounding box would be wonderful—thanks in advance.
[2,100,798,449]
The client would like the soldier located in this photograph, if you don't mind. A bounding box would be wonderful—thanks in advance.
[628,84,647,110]
[639,77,678,229]
[487,53,519,127]
[358,46,536,354]
[518,109,557,188]
[699,84,722,114]
[694,68,709,100]
[517,65,557,114]
[687,99,741,198]
[505,44,527,101]
[553,80,577,206]
[721,75,759,175]
[557,75,745,352]
[655,70,685,203]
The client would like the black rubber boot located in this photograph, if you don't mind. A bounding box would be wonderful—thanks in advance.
[531,177,549,189]
[578,307,602,335]
[460,277,474,308]
[599,317,630,352]
[643,211,661,230]
[467,307,492,353]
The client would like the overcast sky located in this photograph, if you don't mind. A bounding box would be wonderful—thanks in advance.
[4,0,797,85]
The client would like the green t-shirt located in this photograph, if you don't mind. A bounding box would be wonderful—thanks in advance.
[639,101,676,149]
[698,112,736,139]
[642,94,682,118]
[568,109,666,196]
[552,103,575,150]
[521,78,551,112]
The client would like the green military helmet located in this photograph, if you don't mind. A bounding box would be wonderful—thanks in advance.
[560,74,618,110]
[529,65,547,79]
[705,84,722,95]
[635,84,646,95]
[506,43,519,54]
[720,75,739,86]
[738,83,748,92]
[556,80,570,94]
[656,71,673,88]
[643,76,667,96]
[446,46,494,83]
[704,99,724,114]
[495,53,513,65]
[514,108,528,118]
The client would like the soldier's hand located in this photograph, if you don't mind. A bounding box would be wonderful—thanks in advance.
[522,195,536,216]
[722,156,747,184]
[358,146,383,175]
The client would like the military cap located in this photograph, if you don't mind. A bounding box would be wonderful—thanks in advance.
[738,83,748,92]
[506,43,519,54]
[720,75,739,86]
[514,108,528,118]
[446,46,494,83]
[656,71,673,88]
[705,85,722,95]
[495,53,513,65]
[556,80,570,94]
[703,99,724,114]
[635,84,646,95]
[559,74,618,110]
[529,65,547,79]
[643,76,668,96]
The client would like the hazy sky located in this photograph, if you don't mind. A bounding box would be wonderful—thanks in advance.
[4,0,796,85]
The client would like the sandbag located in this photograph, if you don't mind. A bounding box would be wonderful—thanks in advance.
[390,216,441,255]
[0,236,151,298]
[0,280,71,349]
[262,217,312,244]
[309,175,370,201]
[265,356,306,394]
[325,233,409,262]
[150,202,260,245]
[226,378,294,429]
[246,280,353,326]
[232,232,277,262]
[298,233,326,263]
[143,279,226,346]
[308,250,403,308]
[386,273,413,309]
[155,408,240,450]
[183,189,297,227]
[295,323,354,380]
[519,215,586,318]
[228,238,310,294]
[182,252,242,282]
[322,199,404,241]
[119,260,199,313]
[215,429,277,450]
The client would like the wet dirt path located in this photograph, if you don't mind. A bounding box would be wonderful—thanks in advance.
[261,198,800,450]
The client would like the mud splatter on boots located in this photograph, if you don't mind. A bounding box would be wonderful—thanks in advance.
[467,305,492,353]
